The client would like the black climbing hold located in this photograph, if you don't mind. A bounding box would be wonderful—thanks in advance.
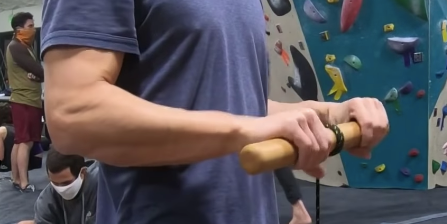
[337,171,342,176]
[281,86,286,92]
[434,108,438,117]
[267,0,292,17]
[437,118,441,127]
[288,45,318,101]
[266,31,271,36]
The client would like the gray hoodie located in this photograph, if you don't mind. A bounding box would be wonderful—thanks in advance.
[34,161,98,224]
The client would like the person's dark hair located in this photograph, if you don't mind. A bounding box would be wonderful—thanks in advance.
[0,102,12,125]
[10,12,33,30]
[46,148,85,177]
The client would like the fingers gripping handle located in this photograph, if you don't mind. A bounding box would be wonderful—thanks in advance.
[239,122,363,175]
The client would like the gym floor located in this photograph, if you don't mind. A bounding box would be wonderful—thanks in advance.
[0,154,446,224]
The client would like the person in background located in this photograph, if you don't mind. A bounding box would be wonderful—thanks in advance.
[6,12,44,192]
[18,149,98,224]
[275,168,311,224]
[0,103,43,175]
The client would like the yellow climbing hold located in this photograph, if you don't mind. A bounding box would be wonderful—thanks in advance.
[442,20,447,43]
[383,23,394,32]
[375,164,386,173]
[327,0,339,3]
[325,54,336,63]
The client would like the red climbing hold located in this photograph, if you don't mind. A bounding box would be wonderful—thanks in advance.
[414,174,424,183]
[408,148,419,157]
[416,89,425,99]
[264,14,270,21]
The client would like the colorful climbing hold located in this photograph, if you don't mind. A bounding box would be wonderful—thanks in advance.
[435,70,445,78]
[340,0,363,32]
[442,20,447,43]
[416,89,425,99]
[374,164,386,173]
[384,88,398,102]
[303,0,327,23]
[413,52,423,63]
[394,0,428,21]
[400,168,410,176]
[319,31,330,41]
[264,14,270,21]
[387,37,419,67]
[344,55,362,70]
[274,40,290,66]
[399,81,413,95]
[441,161,447,173]
[361,162,368,168]
[276,24,283,33]
[414,174,424,183]
[441,105,447,131]
[267,0,292,17]
[325,64,347,100]
[432,160,441,174]
[408,148,419,157]
[327,0,339,3]
[383,23,395,32]
[325,54,336,63]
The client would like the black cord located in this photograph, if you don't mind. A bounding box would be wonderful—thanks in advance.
[315,124,344,224]
[324,124,344,156]
[315,178,320,224]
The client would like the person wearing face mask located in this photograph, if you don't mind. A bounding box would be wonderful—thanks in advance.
[18,149,98,224]
[6,12,44,192]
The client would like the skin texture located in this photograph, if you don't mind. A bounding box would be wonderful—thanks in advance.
[43,46,388,177]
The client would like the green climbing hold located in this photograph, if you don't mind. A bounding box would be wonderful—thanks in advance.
[361,162,368,168]
[432,160,441,174]
[344,55,362,70]
[394,0,428,21]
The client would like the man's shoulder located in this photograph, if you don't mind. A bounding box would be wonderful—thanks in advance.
[36,184,58,206]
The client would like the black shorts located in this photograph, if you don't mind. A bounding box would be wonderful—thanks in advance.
[0,143,43,173]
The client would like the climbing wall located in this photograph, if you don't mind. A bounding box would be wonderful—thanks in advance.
[265,0,447,189]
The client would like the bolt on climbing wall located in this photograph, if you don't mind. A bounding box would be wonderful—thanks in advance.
[264,0,447,189]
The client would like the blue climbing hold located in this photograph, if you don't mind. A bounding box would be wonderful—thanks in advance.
[441,161,447,173]
[400,168,411,176]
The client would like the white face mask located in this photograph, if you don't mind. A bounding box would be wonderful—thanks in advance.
[51,174,84,200]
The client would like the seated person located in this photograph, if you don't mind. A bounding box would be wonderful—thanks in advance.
[18,149,98,224]
[0,125,44,176]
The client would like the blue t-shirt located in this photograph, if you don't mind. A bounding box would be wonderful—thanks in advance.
[40,0,277,224]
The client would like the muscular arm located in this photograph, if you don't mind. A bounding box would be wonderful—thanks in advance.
[274,167,302,205]
[9,40,44,80]
[268,100,335,123]
[44,48,252,167]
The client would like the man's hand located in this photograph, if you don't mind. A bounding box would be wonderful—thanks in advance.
[327,97,389,159]
[290,200,312,224]
[246,108,333,178]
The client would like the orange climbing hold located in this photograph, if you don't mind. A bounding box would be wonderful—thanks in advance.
[408,148,419,157]
[414,174,424,183]
[264,14,270,21]
[416,89,425,99]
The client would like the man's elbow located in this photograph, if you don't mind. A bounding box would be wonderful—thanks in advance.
[45,103,90,156]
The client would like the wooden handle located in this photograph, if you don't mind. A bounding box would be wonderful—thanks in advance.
[239,122,363,175]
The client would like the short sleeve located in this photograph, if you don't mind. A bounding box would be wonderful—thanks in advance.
[40,0,139,58]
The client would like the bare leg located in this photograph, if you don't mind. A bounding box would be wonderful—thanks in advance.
[17,142,33,189]
[18,220,35,224]
[10,143,20,185]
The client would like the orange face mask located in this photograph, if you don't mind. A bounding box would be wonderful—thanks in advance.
[15,28,36,46]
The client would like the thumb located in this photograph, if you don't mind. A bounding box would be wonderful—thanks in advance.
[304,165,325,179]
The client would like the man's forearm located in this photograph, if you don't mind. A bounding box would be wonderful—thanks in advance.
[268,100,335,123]
[46,83,254,167]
